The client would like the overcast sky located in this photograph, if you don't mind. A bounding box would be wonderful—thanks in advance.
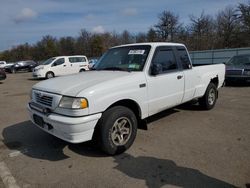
[0,0,248,51]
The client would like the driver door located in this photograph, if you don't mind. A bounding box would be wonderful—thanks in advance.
[51,58,66,76]
[146,46,185,116]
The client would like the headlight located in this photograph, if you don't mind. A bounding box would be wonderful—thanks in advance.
[36,67,44,71]
[59,96,88,109]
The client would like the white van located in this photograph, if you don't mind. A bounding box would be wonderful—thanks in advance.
[33,55,89,79]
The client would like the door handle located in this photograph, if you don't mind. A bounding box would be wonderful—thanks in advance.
[177,75,183,79]
[63,65,66,67]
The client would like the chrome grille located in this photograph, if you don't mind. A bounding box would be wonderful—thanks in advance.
[226,70,243,75]
[34,92,53,107]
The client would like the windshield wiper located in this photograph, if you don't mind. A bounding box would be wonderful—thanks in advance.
[101,67,130,72]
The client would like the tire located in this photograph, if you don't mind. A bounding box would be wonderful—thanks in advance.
[98,106,137,155]
[46,72,54,79]
[198,83,218,110]
[11,68,16,74]
[79,69,85,72]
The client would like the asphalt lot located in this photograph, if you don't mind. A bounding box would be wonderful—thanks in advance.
[0,72,249,188]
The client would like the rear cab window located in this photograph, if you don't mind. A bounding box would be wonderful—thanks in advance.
[176,46,192,70]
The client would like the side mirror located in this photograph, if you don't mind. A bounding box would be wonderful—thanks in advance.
[151,63,162,76]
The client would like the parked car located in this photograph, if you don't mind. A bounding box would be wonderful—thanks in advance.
[5,60,38,73]
[88,58,99,69]
[0,68,6,80]
[0,61,14,69]
[28,42,225,155]
[0,61,7,68]
[33,55,89,79]
[225,54,250,84]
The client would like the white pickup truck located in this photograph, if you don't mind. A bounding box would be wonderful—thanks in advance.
[28,42,225,155]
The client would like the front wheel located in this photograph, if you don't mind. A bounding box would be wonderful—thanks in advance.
[198,83,217,110]
[46,72,54,79]
[11,68,16,74]
[98,106,137,155]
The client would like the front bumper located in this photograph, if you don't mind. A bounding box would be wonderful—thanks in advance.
[32,71,44,78]
[27,103,102,143]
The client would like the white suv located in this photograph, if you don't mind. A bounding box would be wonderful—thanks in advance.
[33,55,89,79]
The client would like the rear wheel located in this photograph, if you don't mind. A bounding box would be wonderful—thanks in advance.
[198,83,217,110]
[79,69,85,72]
[98,106,137,155]
[46,72,54,79]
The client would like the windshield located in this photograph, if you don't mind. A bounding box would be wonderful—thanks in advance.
[43,57,56,65]
[226,55,250,66]
[95,45,151,71]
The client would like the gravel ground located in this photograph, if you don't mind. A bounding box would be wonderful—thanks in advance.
[0,72,249,188]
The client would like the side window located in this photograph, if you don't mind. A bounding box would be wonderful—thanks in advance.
[53,58,65,66]
[69,57,76,63]
[152,48,177,74]
[69,57,86,63]
[79,57,86,62]
[177,47,191,69]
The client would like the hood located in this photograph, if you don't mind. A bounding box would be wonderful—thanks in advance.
[33,71,134,96]
[34,65,46,70]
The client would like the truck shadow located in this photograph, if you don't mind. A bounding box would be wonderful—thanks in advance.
[176,101,205,111]
[113,153,237,188]
[1,122,238,188]
[1,108,194,161]
[145,108,180,125]
[1,121,107,161]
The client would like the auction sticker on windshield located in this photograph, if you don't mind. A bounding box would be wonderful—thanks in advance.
[128,50,145,55]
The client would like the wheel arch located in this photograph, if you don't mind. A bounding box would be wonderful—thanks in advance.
[210,76,219,88]
[46,71,54,77]
[92,99,143,148]
[79,68,86,72]
[106,99,142,120]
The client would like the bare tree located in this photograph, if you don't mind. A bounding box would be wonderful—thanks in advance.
[238,1,250,30]
[215,6,240,48]
[238,1,250,45]
[135,32,147,43]
[119,30,132,44]
[154,10,181,41]
[189,11,215,50]
[76,29,91,56]
[58,37,75,55]
[147,27,158,42]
